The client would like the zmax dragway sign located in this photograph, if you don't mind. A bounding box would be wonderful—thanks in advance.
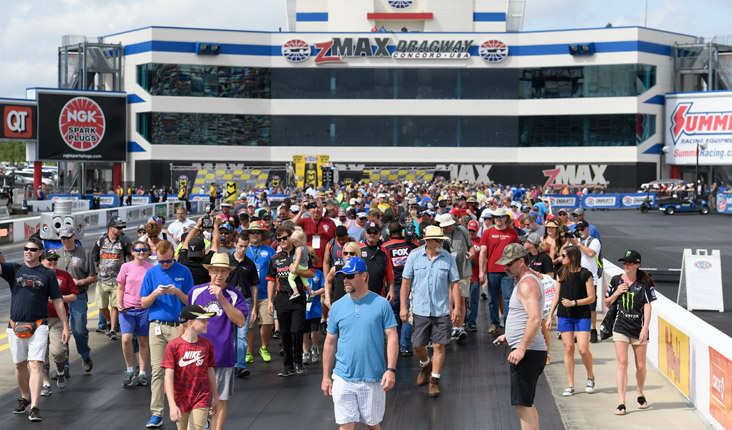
[282,37,496,64]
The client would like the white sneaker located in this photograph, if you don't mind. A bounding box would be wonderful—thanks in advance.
[563,387,575,396]
[585,378,595,393]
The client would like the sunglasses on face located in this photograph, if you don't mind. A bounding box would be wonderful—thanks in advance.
[159,259,174,264]
[220,231,230,235]
[504,259,519,267]
[342,251,356,256]
[429,239,444,243]
[45,257,59,262]
[24,247,41,252]
[249,231,262,235]
[561,254,568,258]
[559,212,567,216]
[344,273,358,279]
[137,230,146,234]
[623,261,636,266]
[134,248,149,253]
[367,231,379,235]
[276,236,289,241]
[576,228,585,232]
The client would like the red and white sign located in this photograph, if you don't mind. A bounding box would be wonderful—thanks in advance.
[58,97,106,152]
[3,105,33,138]
[666,92,732,165]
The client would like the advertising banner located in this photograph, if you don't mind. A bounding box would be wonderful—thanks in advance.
[131,195,151,205]
[294,155,328,189]
[620,193,656,208]
[665,92,732,165]
[1,101,37,141]
[581,194,620,209]
[98,195,118,208]
[0,221,14,245]
[49,194,80,201]
[709,347,732,429]
[717,193,732,214]
[37,90,126,161]
[545,195,579,209]
[658,316,691,398]
[225,181,238,203]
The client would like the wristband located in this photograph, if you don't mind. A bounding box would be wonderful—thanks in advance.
[574,299,578,307]
[386,368,396,374]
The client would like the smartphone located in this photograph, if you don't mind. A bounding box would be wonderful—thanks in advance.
[160,285,171,290]
[493,338,504,346]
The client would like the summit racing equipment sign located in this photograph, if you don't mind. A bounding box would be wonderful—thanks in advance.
[37,91,126,161]
[283,37,474,64]
[666,93,732,165]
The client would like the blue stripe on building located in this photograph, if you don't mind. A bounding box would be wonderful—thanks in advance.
[128,141,146,152]
[125,39,673,58]
[643,143,664,154]
[296,13,328,22]
[643,95,665,105]
[126,94,145,104]
[473,12,506,22]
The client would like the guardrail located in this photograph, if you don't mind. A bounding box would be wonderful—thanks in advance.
[0,201,202,246]
[603,259,732,430]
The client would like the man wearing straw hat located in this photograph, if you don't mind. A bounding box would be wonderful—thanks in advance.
[188,253,248,430]
[400,225,461,397]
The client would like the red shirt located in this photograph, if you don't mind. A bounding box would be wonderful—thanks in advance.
[162,336,215,413]
[48,269,78,318]
[479,225,519,273]
[298,216,336,269]
[471,237,481,282]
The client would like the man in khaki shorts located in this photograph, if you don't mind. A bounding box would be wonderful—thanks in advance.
[91,216,133,341]
[245,221,276,363]
[439,214,474,342]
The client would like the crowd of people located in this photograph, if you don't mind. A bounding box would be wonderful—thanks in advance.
[1,180,657,429]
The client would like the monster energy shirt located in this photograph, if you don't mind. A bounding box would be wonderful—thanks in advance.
[606,274,657,339]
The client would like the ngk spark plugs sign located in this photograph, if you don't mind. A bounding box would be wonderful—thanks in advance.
[666,92,732,165]
[37,90,126,161]
[1,102,36,140]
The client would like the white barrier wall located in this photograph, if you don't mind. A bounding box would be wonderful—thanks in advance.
[604,260,732,430]
[5,201,192,245]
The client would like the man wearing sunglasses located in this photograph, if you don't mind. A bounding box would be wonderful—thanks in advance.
[266,228,314,376]
[569,208,601,239]
[359,222,394,301]
[479,208,519,334]
[322,257,398,430]
[57,226,97,375]
[400,225,460,397]
[0,238,71,422]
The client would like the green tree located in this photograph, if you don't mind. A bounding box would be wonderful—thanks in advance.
[0,141,26,164]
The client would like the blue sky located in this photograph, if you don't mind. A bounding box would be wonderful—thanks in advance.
[0,0,728,98]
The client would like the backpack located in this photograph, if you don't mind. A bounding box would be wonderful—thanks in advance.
[96,232,133,263]
[584,236,603,279]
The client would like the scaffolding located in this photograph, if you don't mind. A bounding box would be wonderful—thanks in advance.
[673,36,732,92]
[58,34,123,91]
[506,0,525,33]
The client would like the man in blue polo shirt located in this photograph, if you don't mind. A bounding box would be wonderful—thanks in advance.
[244,221,276,364]
[322,257,398,429]
[140,241,194,429]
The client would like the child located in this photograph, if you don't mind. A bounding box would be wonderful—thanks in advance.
[163,305,219,430]
[303,248,324,364]
[288,228,313,300]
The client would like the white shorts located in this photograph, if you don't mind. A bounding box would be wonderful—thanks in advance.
[7,325,49,364]
[332,374,386,426]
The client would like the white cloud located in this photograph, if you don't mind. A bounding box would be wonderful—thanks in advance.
[0,0,728,98]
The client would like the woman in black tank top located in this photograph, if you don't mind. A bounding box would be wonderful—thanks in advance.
[323,242,360,308]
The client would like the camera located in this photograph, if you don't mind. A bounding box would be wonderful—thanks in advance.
[562,230,581,239]
[493,338,504,346]
[403,222,416,243]
[201,215,214,229]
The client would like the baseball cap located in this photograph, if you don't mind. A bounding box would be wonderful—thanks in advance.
[356,212,367,219]
[219,222,232,231]
[147,216,163,225]
[467,220,479,231]
[108,216,126,229]
[572,208,585,216]
[365,221,380,233]
[59,225,75,238]
[137,224,146,233]
[618,250,642,264]
[187,237,206,253]
[337,257,368,275]
[495,243,528,265]
[179,305,216,323]
[338,207,347,216]
[574,220,589,230]
[42,249,60,260]
[290,205,300,213]
[526,233,542,245]
[480,210,492,219]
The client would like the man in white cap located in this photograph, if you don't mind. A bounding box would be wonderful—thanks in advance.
[347,212,368,240]
[439,214,474,342]
[400,225,460,397]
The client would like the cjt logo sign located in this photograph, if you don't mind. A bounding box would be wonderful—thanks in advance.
[4,106,33,138]
[59,97,106,152]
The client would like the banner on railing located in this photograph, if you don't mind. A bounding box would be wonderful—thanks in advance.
[620,193,656,208]
[717,193,732,214]
[581,194,620,209]
[545,195,579,209]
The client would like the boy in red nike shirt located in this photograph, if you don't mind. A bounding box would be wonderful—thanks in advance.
[162,305,219,430]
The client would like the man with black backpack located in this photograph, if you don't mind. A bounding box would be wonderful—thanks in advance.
[92,216,133,342]
[0,237,70,422]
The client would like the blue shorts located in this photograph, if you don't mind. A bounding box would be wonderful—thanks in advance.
[119,308,150,335]
[557,317,591,333]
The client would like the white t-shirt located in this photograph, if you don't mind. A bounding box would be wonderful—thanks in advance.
[580,236,601,285]
[167,218,196,241]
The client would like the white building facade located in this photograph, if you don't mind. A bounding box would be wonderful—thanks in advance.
[104,0,699,191]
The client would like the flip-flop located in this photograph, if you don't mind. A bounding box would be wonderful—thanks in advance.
[637,396,648,409]
[615,404,626,415]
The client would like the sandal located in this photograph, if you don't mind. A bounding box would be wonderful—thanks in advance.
[637,396,648,409]
[615,404,626,415]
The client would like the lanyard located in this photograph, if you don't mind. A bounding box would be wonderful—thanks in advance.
[63,247,76,271]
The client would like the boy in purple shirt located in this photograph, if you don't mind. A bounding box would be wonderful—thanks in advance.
[188,253,248,430]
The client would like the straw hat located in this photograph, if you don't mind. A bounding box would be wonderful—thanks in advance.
[203,253,235,271]
[422,225,448,241]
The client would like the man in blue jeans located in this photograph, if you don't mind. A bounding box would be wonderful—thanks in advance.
[227,231,259,377]
[478,208,519,333]
[56,226,96,374]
